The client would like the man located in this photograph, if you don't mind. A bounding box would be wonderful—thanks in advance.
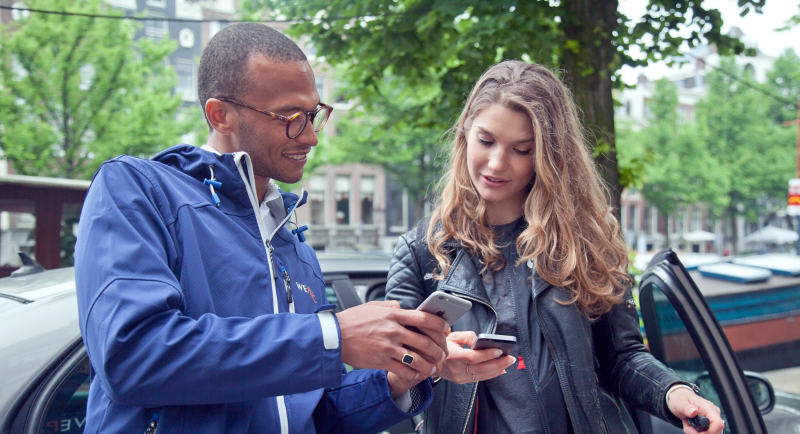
[75,23,449,433]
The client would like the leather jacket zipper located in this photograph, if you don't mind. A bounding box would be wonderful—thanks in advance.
[452,293,498,434]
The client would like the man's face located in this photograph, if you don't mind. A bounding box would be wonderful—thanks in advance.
[232,56,320,184]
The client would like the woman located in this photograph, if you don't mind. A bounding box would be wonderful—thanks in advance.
[385,60,723,434]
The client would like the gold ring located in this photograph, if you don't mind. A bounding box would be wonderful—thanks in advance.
[401,353,415,365]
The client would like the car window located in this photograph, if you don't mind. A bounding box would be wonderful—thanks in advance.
[39,357,90,433]
[640,281,729,431]
[324,283,342,312]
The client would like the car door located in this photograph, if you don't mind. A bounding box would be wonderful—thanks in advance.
[637,249,767,434]
[5,338,90,434]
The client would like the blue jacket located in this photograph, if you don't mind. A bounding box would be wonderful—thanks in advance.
[75,145,432,433]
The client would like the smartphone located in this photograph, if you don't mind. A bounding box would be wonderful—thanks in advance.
[416,291,472,326]
[471,333,517,356]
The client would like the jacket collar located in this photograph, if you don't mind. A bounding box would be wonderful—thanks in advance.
[437,247,554,305]
[152,145,307,217]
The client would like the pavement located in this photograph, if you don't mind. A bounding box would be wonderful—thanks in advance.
[764,367,800,395]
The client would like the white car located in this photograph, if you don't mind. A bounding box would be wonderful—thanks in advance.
[1,250,799,433]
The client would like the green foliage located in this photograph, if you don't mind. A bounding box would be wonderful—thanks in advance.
[244,0,764,208]
[695,58,795,223]
[778,3,800,31]
[765,48,800,125]
[0,0,191,180]
[618,79,728,221]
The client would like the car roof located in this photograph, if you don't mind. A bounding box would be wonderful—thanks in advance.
[0,267,76,303]
[316,252,391,275]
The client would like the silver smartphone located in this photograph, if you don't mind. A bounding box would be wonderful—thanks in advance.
[471,333,517,356]
[416,291,472,326]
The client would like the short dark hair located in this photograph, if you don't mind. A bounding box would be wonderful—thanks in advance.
[198,23,307,129]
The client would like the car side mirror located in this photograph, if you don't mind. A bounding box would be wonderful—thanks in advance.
[696,371,775,414]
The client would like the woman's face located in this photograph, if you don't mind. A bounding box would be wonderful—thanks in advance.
[466,104,536,225]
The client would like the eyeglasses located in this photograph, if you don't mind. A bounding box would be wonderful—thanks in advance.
[216,97,333,139]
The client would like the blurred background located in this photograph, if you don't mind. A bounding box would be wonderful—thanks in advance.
[0,0,798,270]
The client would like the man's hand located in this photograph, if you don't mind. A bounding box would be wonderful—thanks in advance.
[336,300,450,382]
[667,387,724,434]
[438,331,515,384]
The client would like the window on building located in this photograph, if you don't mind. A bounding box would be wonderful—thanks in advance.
[628,204,637,232]
[643,205,652,235]
[387,186,408,233]
[310,175,325,226]
[145,13,168,42]
[209,20,229,38]
[334,80,349,105]
[744,64,756,79]
[684,77,695,89]
[335,175,350,225]
[146,0,166,7]
[306,42,318,59]
[691,208,700,231]
[316,77,325,102]
[11,2,30,20]
[0,201,36,268]
[677,106,687,123]
[360,176,375,225]
[174,59,197,101]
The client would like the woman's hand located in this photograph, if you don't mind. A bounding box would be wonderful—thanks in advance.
[666,387,725,434]
[438,331,516,384]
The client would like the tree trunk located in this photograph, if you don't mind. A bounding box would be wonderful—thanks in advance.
[560,0,622,221]
[729,204,739,255]
[412,192,427,228]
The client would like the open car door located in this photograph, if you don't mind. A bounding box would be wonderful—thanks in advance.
[637,249,768,434]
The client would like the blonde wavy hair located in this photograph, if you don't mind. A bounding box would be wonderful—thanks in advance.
[427,60,631,319]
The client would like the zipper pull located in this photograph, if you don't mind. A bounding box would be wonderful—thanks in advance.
[266,243,278,281]
[203,165,222,207]
[144,413,159,434]
[281,265,293,303]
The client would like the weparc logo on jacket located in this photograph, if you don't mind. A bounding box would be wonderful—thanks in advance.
[295,281,317,303]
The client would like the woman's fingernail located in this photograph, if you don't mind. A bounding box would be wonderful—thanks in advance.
[414,372,420,380]
[688,407,698,416]
[508,357,516,365]
[494,349,503,357]
[502,370,507,374]
[430,366,437,375]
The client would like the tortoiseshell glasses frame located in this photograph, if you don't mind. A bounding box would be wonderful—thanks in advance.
[216,97,333,139]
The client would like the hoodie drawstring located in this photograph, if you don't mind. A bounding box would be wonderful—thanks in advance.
[203,165,222,207]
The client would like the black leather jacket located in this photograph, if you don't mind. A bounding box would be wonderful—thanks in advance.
[386,225,687,434]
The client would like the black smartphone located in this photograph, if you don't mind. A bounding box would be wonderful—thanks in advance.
[471,333,517,356]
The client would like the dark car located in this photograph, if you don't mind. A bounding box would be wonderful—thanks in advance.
[1,250,799,433]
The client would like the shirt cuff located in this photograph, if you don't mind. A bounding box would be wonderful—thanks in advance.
[393,390,412,413]
[665,384,695,405]
[316,310,340,350]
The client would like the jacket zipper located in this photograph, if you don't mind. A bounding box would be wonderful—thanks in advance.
[452,293,498,434]
[144,412,159,434]
[233,152,290,434]
[281,266,294,304]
